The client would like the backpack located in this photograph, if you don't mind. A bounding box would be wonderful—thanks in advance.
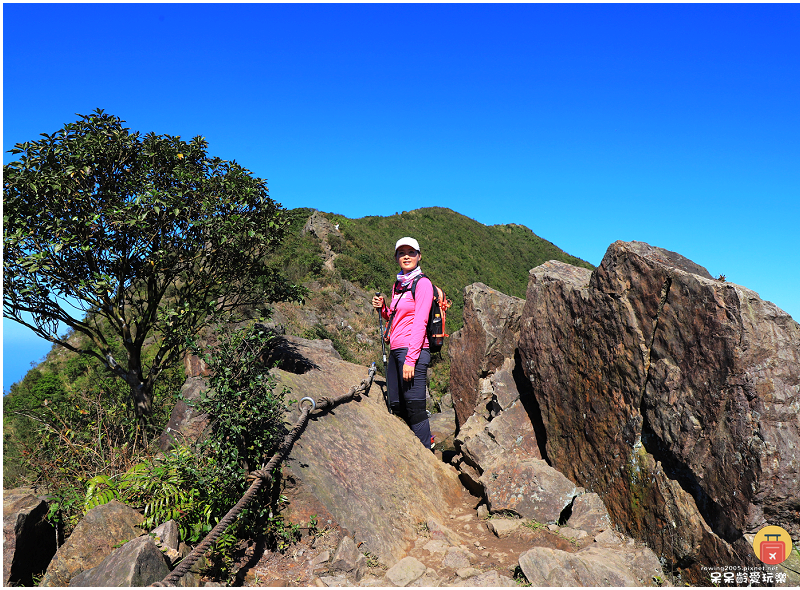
[384,273,452,353]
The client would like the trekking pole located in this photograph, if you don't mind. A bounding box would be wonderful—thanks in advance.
[375,292,392,414]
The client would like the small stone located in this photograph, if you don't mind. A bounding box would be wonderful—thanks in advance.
[558,526,589,540]
[330,536,358,573]
[384,557,426,587]
[457,567,482,579]
[319,574,349,587]
[486,518,522,538]
[310,550,331,568]
[423,540,450,554]
[594,529,623,546]
[442,547,472,569]
[427,518,463,545]
[547,524,559,532]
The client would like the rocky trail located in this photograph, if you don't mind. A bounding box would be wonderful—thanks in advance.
[233,451,648,588]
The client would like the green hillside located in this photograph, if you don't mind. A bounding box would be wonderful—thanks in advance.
[321,207,594,331]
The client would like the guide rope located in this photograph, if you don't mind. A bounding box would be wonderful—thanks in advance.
[151,362,377,587]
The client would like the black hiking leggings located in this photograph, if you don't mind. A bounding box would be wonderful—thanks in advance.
[386,347,432,449]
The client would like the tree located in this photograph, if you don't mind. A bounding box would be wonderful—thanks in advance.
[4,109,304,427]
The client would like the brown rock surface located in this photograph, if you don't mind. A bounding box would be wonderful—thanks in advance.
[449,283,525,429]
[518,242,800,579]
[518,541,663,586]
[273,336,467,567]
[480,458,580,523]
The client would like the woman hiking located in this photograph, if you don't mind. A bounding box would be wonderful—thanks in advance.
[372,237,434,450]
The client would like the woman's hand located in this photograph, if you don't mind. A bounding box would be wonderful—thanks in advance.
[372,295,384,309]
[403,364,414,381]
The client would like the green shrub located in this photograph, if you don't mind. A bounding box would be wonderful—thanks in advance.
[82,320,293,576]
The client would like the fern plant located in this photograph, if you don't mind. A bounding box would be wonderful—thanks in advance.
[80,319,292,576]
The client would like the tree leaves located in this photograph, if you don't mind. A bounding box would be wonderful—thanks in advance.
[3,109,304,423]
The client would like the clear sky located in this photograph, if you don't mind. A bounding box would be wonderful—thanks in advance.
[3,3,799,392]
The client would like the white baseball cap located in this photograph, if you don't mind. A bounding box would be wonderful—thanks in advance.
[395,237,420,253]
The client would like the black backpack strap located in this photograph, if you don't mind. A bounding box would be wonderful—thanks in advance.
[409,273,429,300]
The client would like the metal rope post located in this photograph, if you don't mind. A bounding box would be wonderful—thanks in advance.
[151,363,376,587]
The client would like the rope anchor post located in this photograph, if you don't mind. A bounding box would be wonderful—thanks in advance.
[151,365,377,587]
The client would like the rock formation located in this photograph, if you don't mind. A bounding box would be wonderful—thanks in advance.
[158,375,210,451]
[273,335,468,567]
[302,210,342,271]
[517,242,800,581]
[67,535,170,587]
[448,282,525,429]
[3,488,57,586]
[39,500,145,586]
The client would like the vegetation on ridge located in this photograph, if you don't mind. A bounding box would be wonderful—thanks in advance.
[324,206,593,332]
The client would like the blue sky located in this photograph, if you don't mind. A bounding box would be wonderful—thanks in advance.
[3,3,799,392]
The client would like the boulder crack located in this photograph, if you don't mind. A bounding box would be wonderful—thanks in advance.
[638,274,742,546]
[640,275,672,399]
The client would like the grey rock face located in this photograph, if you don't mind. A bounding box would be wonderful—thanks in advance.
[68,535,169,587]
[330,535,366,581]
[519,542,664,587]
[566,493,613,536]
[149,520,180,565]
[3,488,57,586]
[40,500,144,587]
[480,458,580,523]
[158,375,210,451]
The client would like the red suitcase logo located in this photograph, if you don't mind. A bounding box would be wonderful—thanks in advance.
[759,534,786,565]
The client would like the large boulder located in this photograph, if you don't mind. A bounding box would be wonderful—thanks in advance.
[274,336,468,567]
[518,243,800,580]
[449,283,525,430]
[3,488,57,586]
[39,500,144,587]
[480,458,580,523]
[518,541,663,587]
[68,535,169,587]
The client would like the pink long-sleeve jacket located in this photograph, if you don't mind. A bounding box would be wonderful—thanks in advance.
[380,276,433,369]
